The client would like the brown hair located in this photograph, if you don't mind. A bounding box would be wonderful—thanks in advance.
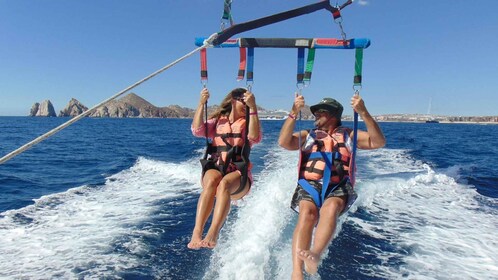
[208,88,246,119]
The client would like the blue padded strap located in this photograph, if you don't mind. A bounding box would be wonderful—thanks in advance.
[297,48,305,84]
[320,152,333,204]
[298,179,322,207]
[247,47,254,82]
[298,151,342,208]
[309,151,323,159]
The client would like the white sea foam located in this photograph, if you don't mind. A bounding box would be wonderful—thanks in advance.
[0,156,201,279]
[204,146,498,279]
[202,145,350,280]
[203,146,299,280]
[351,148,498,279]
[1,146,496,279]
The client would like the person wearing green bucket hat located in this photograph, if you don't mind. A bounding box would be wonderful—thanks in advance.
[279,93,385,279]
[310,97,344,118]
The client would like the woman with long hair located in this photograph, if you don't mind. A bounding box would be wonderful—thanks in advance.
[188,87,262,249]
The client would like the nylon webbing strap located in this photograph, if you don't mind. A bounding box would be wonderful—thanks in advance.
[239,104,251,190]
[351,47,364,186]
[339,0,354,10]
[298,179,322,207]
[237,47,247,81]
[354,48,363,85]
[240,38,312,48]
[196,37,371,49]
[200,48,208,83]
[221,0,234,28]
[212,0,339,45]
[247,47,254,82]
[203,102,209,160]
[351,110,358,186]
[297,48,305,84]
[320,152,333,206]
[222,0,233,21]
[304,48,315,83]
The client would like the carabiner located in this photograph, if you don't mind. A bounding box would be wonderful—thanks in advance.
[246,81,254,92]
[296,82,304,95]
[353,85,362,95]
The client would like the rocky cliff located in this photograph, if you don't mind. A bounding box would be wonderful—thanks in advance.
[27,93,312,120]
[30,93,196,118]
[89,93,194,118]
[28,95,498,122]
[29,100,56,117]
[59,98,88,117]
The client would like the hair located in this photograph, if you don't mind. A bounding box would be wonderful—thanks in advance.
[208,88,246,119]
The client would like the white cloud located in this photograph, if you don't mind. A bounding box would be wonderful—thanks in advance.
[358,0,369,6]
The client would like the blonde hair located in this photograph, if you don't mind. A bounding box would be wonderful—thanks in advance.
[208,88,246,119]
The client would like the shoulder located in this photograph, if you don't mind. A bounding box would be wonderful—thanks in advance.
[335,126,352,134]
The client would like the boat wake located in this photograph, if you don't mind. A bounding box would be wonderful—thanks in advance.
[1,146,496,279]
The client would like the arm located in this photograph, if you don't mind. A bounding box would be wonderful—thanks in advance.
[191,88,210,134]
[278,93,308,151]
[244,90,262,143]
[351,95,386,149]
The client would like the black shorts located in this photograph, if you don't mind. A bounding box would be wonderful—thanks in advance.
[290,179,357,214]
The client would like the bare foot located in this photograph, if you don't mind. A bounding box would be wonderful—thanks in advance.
[200,233,218,249]
[297,249,320,275]
[187,230,203,250]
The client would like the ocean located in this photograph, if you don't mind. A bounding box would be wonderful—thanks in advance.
[0,117,496,280]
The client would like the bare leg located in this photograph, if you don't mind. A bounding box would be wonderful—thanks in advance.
[297,196,346,274]
[201,171,249,248]
[292,200,318,279]
[187,170,222,249]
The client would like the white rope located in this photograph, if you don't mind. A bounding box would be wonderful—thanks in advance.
[0,33,218,165]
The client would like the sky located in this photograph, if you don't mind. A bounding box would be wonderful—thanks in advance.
[1,0,497,117]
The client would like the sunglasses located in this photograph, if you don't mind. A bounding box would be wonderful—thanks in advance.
[231,91,245,102]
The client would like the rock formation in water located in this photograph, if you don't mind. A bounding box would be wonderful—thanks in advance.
[29,100,56,117]
[59,98,88,117]
[29,103,40,117]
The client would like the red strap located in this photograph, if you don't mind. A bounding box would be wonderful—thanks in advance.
[314,38,348,47]
[237,47,247,81]
[200,48,208,81]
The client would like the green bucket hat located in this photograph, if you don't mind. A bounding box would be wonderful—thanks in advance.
[310,97,343,119]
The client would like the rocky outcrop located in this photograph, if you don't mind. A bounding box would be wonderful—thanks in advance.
[29,103,40,116]
[59,98,88,117]
[162,105,195,118]
[89,93,194,118]
[90,99,141,118]
[29,100,56,117]
[28,93,203,119]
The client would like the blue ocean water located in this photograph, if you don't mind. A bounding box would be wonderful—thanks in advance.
[0,117,497,279]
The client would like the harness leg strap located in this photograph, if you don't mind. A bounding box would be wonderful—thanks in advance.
[298,179,322,208]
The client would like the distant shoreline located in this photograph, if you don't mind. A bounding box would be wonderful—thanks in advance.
[375,120,498,125]
[1,115,497,125]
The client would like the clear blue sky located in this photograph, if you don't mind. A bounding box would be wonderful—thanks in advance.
[1,0,497,117]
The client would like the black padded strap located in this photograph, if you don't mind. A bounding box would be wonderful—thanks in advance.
[213,1,337,45]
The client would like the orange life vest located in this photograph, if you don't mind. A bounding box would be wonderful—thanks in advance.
[212,116,247,168]
[200,115,251,195]
[300,127,352,183]
[297,127,353,207]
